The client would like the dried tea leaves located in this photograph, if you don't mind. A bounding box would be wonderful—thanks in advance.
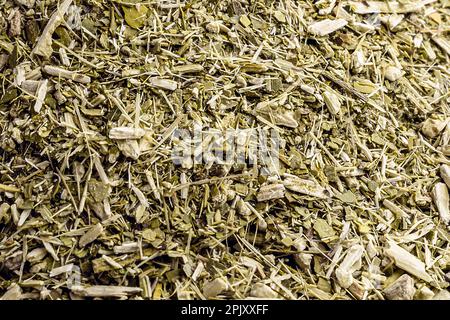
[0,0,449,301]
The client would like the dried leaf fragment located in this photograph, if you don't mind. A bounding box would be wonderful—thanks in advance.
[102,255,123,269]
[257,184,285,202]
[14,0,35,8]
[205,21,231,34]
[275,111,298,128]
[314,218,336,240]
[336,190,357,203]
[49,264,75,277]
[239,15,251,27]
[203,278,229,298]
[122,5,148,29]
[273,11,285,23]
[79,223,104,247]
[26,247,47,263]
[42,241,59,261]
[0,284,22,300]
[117,140,141,160]
[250,283,278,298]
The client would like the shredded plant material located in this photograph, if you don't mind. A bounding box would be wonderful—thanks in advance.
[0,0,449,300]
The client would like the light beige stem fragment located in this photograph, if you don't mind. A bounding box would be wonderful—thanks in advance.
[282,174,330,199]
[145,171,161,202]
[180,172,188,199]
[109,127,145,140]
[102,255,123,269]
[335,245,364,288]
[323,90,341,115]
[383,199,407,219]
[31,0,73,58]
[384,274,415,300]
[432,290,450,300]
[34,79,48,113]
[440,164,450,189]
[148,77,177,91]
[42,65,91,84]
[308,19,348,36]
[384,65,403,81]
[348,0,436,14]
[432,36,450,56]
[432,183,450,224]
[42,241,60,261]
[71,285,142,297]
[0,183,20,193]
[113,242,139,254]
[421,118,448,138]
[172,64,204,74]
[384,241,432,282]
[235,197,252,216]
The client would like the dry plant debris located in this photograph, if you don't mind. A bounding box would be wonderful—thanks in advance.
[0,0,449,300]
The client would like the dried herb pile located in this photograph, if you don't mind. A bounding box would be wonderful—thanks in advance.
[0,0,450,300]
